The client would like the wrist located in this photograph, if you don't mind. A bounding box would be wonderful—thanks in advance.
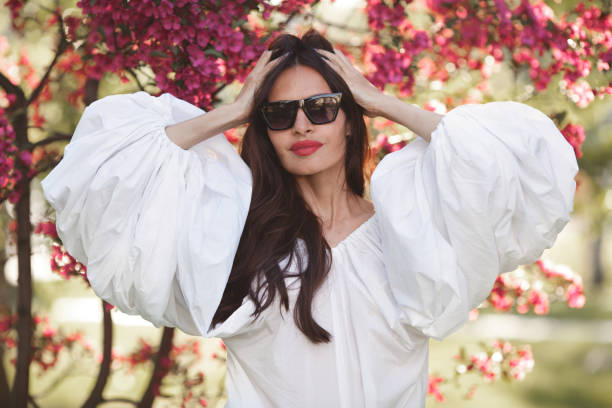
[369,93,398,119]
[227,101,251,126]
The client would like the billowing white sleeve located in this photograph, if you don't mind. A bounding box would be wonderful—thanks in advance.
[40,91,252,337]
[370,101,578,340]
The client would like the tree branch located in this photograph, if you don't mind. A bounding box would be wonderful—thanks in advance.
[30,361,81,399]
[81,301,113,408]
[0,71,20,95]
[26,11,68,107]
[100,397,138,406]
[0,71,26,104]
[27,395,41,408]
[30,132,72,148]
[84,78,100,107]
[137,327,175,408]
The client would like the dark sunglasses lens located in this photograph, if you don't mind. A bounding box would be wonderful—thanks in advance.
[305,96,340,124]
[263,102,297,130]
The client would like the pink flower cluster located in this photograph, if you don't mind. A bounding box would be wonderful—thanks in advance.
[114,336,224,407]
[560,123,586,159]
[49,241,88,283]
[1,95,62,203]
[34,221,58,240]
[32,220,89,283]
[461,340,534,384]
[76,0,305,109]
[427,374,445,402]
[0,311,93,371]
[4,0,25,31]
[489,272,550,314]
[370,133,407,157]
[362,24,429,97]
[536,259,586,309]
[0,108,34,204]
[366,0,409,31]
[486,260,585,314]
[363,0,610,106]
[429,339,534,401]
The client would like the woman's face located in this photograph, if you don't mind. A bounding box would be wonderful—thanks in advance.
[265,64,348,178]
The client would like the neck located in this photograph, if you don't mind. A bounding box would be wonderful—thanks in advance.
[294,163,362,228]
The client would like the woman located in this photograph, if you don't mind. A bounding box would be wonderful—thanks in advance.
[41,29,578,407]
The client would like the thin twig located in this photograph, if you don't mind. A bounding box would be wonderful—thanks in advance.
[30,132,72,148]
[100,398,138,406]
[0,71,24,100]
[27,395,41,408]
[30,361,81,399]
[81,301,113,408]
[137,327,175,408]
[26,11,68,107]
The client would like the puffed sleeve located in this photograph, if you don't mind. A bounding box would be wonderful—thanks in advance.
[40,91,252,337]
[369,101,578,341]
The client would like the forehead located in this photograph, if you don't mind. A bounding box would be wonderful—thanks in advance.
[268,64,332,102]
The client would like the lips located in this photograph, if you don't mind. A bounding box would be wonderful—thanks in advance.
[290,140,323,151]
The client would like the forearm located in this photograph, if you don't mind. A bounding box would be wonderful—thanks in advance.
[373,94,444,143]
[165,102,247,150]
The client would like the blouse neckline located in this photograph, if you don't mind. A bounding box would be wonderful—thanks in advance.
[331,213,376,251]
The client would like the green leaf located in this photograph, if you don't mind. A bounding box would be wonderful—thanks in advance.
[232,19,247,28]
[204,48,225,59]
[117,23,131,36]
[96,26,106,40]
[149,50,171,59]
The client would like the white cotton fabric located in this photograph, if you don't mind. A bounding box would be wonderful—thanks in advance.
[41,91,578,407]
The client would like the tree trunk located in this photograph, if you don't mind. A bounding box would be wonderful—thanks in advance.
[11,105,32,408]
[80,301,113,408]
[591,235,604,287]
[138,327,175,408]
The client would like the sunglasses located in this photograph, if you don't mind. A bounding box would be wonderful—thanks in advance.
[260,92,343,131]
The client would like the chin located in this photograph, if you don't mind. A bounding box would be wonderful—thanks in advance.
[285,165,322,177]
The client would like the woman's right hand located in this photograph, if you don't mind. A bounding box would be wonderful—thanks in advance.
[233,49,287,125]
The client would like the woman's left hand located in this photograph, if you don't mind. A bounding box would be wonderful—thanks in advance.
[315,48,386,118]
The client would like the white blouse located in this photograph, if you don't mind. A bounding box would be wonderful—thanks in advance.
[40,91,578,407]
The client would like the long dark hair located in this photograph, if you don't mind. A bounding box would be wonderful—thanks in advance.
[210,29,371,344]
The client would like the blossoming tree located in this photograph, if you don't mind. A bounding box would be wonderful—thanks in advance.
[1,0,609,406]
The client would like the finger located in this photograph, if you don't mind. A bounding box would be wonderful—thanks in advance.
[320,55,344,73]
[260,52,288,75]
[253,50,281,76]
[315,48,336,62]
[267,51,290,65]
[251,50,271,73]
[315,49,344,72]
[333,48,353,67]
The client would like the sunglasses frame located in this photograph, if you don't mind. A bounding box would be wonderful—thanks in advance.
[260,92,343,131]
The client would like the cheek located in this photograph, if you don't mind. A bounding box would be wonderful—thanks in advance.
[267,132,286,155]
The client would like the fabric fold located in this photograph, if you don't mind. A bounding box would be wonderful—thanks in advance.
[41,91,253,337]
[370,101,578,340]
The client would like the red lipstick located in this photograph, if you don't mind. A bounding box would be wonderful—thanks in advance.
[290,140,323,156]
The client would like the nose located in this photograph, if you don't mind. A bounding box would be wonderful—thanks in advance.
[292,106,313,134]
